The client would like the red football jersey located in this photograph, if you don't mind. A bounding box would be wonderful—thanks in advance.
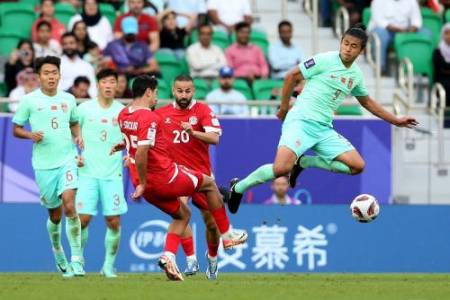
[156,101,222,175]
[118,106,176,186]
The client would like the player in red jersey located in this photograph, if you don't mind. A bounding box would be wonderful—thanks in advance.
[157,75,222,280]
[112,75,247,281]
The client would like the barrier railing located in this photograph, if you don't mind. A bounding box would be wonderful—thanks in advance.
[334,6,349,38]
[304,0,319,54]
[429,82,447,172]
[398,57,414,104]
[366,32,381,100]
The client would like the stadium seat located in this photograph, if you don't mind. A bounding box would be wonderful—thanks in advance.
[193,78,209,100]
[154,51,183,84]
[54,3,76,27]
[394,33,434,81]
[362,8,371,28]
[0,82,6,97]
[421,7,443,47]
[252,79,283,115]
[446,9,450,23]
[157,79,171,99]
[179,57,189,75]
[336,105,363,116]
[99,3,116,26]
[0,29,24,56]
[211,79,253,100]
[0,4,36,38]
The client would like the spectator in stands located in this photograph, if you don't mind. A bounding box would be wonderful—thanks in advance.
[33,20,62,58]
[68,0,114,50]
[59,32,98,97]
[114,0,160,52]
[8,68,39,112]
[336,0,371,26]
[4,40,35,95]
[269,20,303,80]
[433,23,450,128]
[122,0,163,16]
[104,16,160,77]
[67,76,91,99]
[186,23,227,78]
[159,10,195,59]
[72,21,92,56]
[207,0,252,33]
[167,0,207,28]
[32,0,66,43]
[83,41,103,71]
[369,0,424,75]
[263,176,301,205]
[116,73,133,98]
[205,66,249,115]
[225,22,269,81]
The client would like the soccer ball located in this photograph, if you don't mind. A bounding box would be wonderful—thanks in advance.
[350,194,380,223]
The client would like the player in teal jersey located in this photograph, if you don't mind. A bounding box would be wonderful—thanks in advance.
[75,69,127,278]
[12,56,84,276]
[228,25,418,213]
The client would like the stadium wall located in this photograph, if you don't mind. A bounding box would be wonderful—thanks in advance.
[0,117,391,204]
[1,204,450,273]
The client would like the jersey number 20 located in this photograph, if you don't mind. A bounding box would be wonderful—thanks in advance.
[173,130,190,143]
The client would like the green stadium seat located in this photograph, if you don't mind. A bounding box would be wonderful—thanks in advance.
[179,57,189,74]
[0,5,36,38]
[99,3,116,26]
[157,79,171,99]
[154,51,183,84]
[211,79,253,100]
[193,78,209,100]
[336,105,363,116]
[421,7,443,47]
[252,79,283,115]
[446,9,450,23]
[0,29,23,56]
[362,7,371,28]
[54,3,76,27]
[394,33,434,80]
[0,82,6,96]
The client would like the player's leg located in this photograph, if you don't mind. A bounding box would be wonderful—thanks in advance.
[99,178,128,278]
[79,214,92,264]
[36,168,72,277]
[178,197,198,276]
[196,174,248,249]
[59,161,84,276]
[200,209,220,280]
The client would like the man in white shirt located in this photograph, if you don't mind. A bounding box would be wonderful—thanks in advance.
[206,66,249,115]
[186,24,227,78]
[269,20,303,80]
[207,0,252,32]
[58,32,97,97]
[34,20,62,58]
[369,0,424,74]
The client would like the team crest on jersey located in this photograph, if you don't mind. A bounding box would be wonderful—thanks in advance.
[189,116,198,125]
[61,103,68,112]
[165,117,171,124]
[51,105,58,111]
[304,58,315,69]
[101,118,108,123]
[112,117,118,126]
[348,78,354,89]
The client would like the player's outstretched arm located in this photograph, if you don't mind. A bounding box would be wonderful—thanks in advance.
[356,95,419,128]
[277,67,304,121]
[132,145,150,200]
[12,124,43,143]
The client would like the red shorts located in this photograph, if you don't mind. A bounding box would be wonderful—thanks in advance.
[141,164,205,215]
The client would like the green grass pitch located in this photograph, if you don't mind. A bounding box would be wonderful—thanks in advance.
[1,273,450,300]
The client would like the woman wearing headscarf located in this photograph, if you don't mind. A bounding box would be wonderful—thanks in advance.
[433,23,450,127]
[68,0,113,49]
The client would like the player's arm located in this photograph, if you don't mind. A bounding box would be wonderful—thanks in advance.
[12,124,43,143]
[278,67,304,121]
[70,122,84,149]
[356,95,418,128]
[181,122,220,145]
[132,144,149,200]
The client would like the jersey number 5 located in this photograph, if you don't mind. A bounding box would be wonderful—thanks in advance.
[173,130,190,144]
[123,134,138,152]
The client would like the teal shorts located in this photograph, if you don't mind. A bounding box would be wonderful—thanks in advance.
[75,176,128,216]
[35,159,78,209]
[278,118,354,162]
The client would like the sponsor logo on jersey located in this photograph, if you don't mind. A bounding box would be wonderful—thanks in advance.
[189,116,198,125]
[304,58,315,69]
[348,78,353,89]
[61,103,68,113]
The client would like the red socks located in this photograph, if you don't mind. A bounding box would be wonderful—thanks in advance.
[207,240,219,257]
[181,236,194,256]
[164,233,181,255]
[211,206,230,234]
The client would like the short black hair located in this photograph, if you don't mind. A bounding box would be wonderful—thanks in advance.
[35,56,60,73]
[174,74,193,83]
[36,20,52,30]
[198,23,212,32]
[41,0,55,4]
[278,20,292,30]
[74,76,90,87]
[97,68,118,81]
[61,32,76,42]
[132,75,158,98]
[235,21,250,32]
[343,23,368,49]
